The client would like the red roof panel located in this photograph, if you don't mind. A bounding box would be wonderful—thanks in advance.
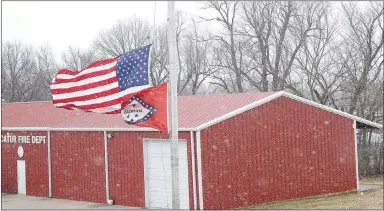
[2,92,276,129]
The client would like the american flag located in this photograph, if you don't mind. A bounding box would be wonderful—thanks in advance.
[50,45,152,114]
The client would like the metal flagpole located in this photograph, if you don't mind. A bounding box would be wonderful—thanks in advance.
[167,1,180,210]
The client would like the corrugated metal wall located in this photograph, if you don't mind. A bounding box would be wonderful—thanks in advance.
[107,131,195,209]
[1,96,358,209]
[200,97,356,210]
[2,130,197,208]
[50,131,106,203]
[1,131,49,197]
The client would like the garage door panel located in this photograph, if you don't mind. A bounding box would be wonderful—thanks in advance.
[144,139,190,209]
[148,160,187,167]
[148,160,171,166]
[148,187,172,191]
[147,142,162,150]
[149,154,171,158]
[148,182,170,189]
[149,202,171,209]
[149,192,170,199]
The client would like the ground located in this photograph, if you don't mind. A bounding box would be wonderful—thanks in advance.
[1,194,139,210]
[243,177,383,210]
[2,178,383,210]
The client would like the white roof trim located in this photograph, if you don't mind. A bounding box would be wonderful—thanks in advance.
[2,127,50,131]
[2,127,194,132]
[195,91,382,130]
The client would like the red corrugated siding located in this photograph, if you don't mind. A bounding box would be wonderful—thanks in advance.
[108,131,195,209]
[51,131,105,203]
[1,131,17,194]
[1,131,49,197]
[201,96,356,210]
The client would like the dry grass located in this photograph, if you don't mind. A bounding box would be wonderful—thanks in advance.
[244,178,383,210]
[360,177,384,185]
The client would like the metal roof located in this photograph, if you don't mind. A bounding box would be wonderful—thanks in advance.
[1,92,275,131]
[2,91,382,131]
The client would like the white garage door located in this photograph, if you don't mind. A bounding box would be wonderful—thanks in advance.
[143,139,190,209]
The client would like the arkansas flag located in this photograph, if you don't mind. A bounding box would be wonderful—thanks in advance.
[121,83,168,133]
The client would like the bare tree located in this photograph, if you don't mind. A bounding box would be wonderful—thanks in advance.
[92,15,187,89]
[239,1,274,91]
[93,17,151,58]
[240,1,330,94]
[340,2,383,115]
[61,46,99,71]
[179,18,216,95]
[201,1,247,93]
[338,2,384,179]
[1,41,49,102]
[35,45,58,100]
[150,11,191,92]
[175,11,189,94]
[149,24,169,86]
[294,3,346,106]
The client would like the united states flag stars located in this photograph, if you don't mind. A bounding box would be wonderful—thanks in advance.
[116,45,150,91]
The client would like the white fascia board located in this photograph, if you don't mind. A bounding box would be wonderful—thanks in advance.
[1,127,50,131]
[190,131,197,210]
[196,130,204,210]
[195,91,285,131]
[2,127,195,132]
[353,121,360,190]
[282,92,383,129]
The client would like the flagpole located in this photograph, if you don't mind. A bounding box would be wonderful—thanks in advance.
[167,1,180,210]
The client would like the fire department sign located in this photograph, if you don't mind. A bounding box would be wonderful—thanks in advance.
[1,134,46,144]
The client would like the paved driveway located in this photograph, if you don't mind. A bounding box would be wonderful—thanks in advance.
[2,194,141,210]
[358,184,382,192]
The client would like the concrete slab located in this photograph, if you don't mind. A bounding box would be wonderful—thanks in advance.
[358,184,382,192]
[1,194,143,210]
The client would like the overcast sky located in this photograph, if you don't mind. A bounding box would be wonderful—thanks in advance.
[2,1,370,62]
[2,1,208,59]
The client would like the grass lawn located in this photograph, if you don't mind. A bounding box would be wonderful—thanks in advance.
[243,177,383,210]
[360,177,383,185]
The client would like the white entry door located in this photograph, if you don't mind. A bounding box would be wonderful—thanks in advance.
[17,160,26,194]
[143,139,190,209]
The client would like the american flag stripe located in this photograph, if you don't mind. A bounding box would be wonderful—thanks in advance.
[56,97,125,112]
[52,82,119,99]
[54,67,116,84]
[51,77,118,94]
[51,45,152,114]
[55,60,118,79]
[91,105,121,114]
[53,88,120,104]
[52,83,119,101]
[53,84,149,107]
[51,71,117,89]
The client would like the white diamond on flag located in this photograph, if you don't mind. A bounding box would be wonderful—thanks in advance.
[121,96,157,124]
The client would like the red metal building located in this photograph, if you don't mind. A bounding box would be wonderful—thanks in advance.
[1,91,382,210]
